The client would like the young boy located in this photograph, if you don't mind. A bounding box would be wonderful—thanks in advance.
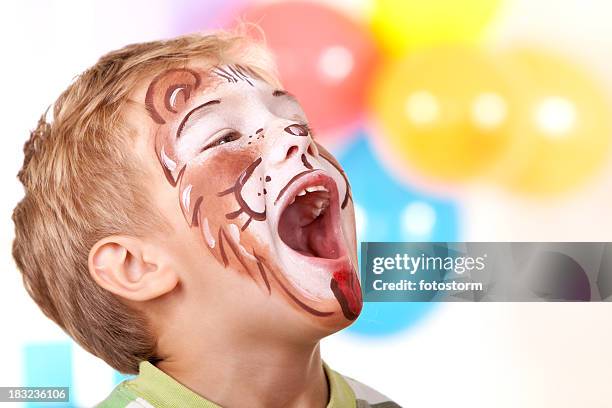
[12,30,399,408]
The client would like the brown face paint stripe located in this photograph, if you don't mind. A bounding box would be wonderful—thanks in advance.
[226,208,243,220]
[161,163,186,188]
[274,169,317,205]
[176,99,221,139]
[318,149,352,209]
[256,128,264,134]
[343,189,352,209]
[212,67,234,82]
[190,196,203,227]
[301,154,313,170]
[218,186,233,197]
[227,65,242,80]
[262,260,334,317]
[241,217,253,231]
[236,64,262,81]
[212,66,234,80]
[228,65,254,87]
[217,226,229,267]
[215,66,238,82]
[212,68,235,82]
[330,278,359,321]
[220,228,256,283]
[217,158,266,221]
[253,251,271,295]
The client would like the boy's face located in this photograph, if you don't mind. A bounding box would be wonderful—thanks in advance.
[140,63,362,331]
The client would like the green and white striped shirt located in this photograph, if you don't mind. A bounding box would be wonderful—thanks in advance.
[97,361,400,408]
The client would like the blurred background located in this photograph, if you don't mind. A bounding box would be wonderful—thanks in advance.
[2,0,612,406]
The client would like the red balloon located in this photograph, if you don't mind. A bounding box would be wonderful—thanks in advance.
[236,2,379,138]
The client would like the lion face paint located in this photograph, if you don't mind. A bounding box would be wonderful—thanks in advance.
[144,65,362,323]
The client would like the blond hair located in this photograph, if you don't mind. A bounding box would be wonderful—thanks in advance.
[12,28,279,374]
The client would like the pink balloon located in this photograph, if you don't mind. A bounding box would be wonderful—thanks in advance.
[237,2,379,139]
[172,0,246,35]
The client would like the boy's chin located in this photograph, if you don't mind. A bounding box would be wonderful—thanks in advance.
[311,305,362,333]
[278,298,362,339]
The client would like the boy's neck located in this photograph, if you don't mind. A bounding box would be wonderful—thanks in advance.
[156,335,329,408]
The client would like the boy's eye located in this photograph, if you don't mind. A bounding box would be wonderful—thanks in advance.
[201,130,242,152]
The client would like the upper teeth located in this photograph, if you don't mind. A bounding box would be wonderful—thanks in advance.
[289,185,330,204]
[306,185,327,192]
[295,185,329,197]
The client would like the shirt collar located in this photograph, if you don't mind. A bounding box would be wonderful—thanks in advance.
[128,360,356,408]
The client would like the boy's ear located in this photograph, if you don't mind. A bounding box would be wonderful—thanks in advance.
[88,236,178,302]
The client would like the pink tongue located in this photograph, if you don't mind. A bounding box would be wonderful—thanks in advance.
[330,265,363,321]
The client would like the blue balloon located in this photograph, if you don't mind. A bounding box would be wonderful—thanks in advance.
[335,131,459,336]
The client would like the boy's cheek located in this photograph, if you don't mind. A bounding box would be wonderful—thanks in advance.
[180,151,254,216]
[176,149,271,252]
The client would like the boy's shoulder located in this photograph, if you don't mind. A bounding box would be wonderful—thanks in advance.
[96,381,154,408]
[341,375,401,408]
[325,363,401,408]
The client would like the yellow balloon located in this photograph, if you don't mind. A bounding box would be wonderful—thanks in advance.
[371,0,501,56]
[370,47,517,183]
[492,50,612,195]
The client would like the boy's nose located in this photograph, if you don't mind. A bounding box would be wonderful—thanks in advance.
[268,123,318,165]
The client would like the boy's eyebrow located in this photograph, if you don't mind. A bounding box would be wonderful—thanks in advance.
[176,99,222,139]
[273,89,298,103]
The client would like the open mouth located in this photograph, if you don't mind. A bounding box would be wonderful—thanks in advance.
[274,170,363,321]
[277,171,343,260]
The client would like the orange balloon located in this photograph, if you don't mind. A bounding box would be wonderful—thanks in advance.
[493,49,612,195]
[370,47,518,184]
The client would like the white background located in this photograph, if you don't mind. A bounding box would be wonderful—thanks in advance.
[2,1,612,407]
